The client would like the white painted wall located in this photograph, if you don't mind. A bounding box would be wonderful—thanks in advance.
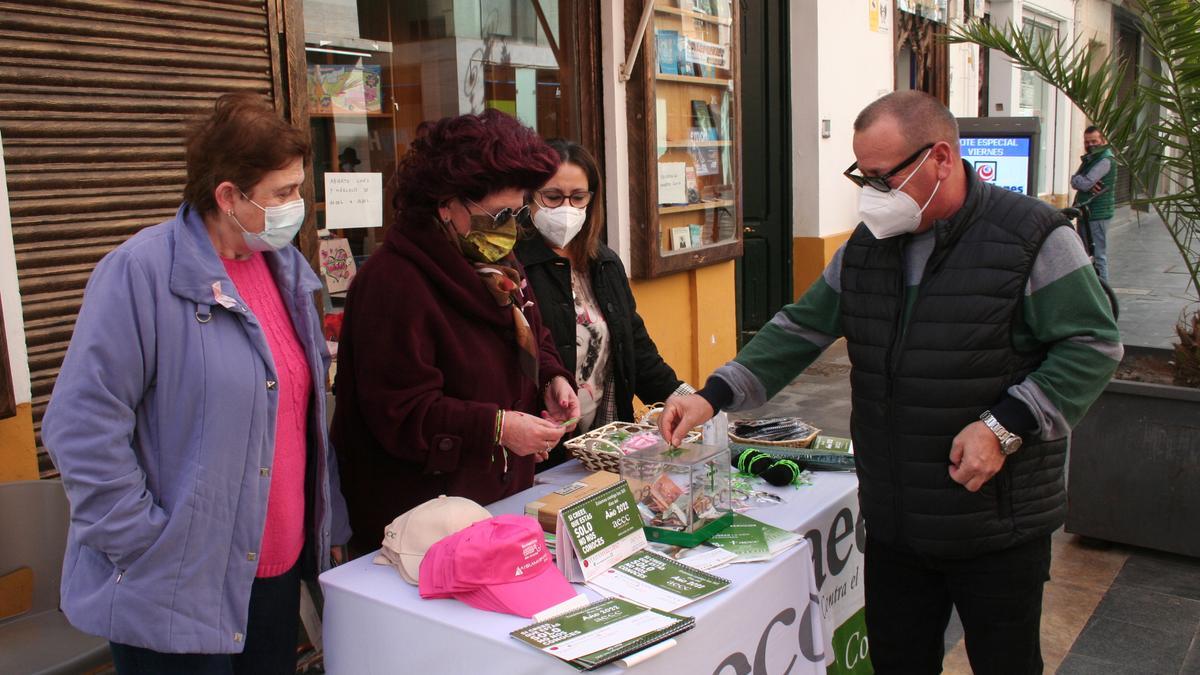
[790,0,895,239]
[1068,0,1115,166]
[600,0,632,270]
[789,0,820,239]
[947,0,982,118]
[0,132,30,405]
[986,0,1080,198]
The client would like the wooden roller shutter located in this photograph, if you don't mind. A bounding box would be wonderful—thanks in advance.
[0,0,287,476]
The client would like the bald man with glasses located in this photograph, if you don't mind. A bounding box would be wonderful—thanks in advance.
[661,91,1122,674]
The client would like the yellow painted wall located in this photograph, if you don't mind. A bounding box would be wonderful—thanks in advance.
[630,260,738,388]
[1043,193,1069,209]
[0,403,37,482]
[792,231,853,301]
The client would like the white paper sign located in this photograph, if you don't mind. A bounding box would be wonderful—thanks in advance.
[657,162,688,205]
[325,172,383,229]
[684,37,729,69]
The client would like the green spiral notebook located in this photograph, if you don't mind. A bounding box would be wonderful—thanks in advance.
[587,549,731,611]
[511,597,694,671]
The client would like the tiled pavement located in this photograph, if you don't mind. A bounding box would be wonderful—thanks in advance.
[739,206,1200,673]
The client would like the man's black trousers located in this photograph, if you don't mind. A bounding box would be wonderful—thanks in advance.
[864,533,1052,674]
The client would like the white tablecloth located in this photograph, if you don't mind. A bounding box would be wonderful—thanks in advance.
[320,461,861,674]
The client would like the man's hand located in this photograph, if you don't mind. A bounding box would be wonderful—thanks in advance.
[658,394,714,446]
[1091,180,1105,195]
[947,421,1006,492]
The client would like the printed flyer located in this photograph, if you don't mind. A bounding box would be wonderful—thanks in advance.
[708,513,803,562]
[588,550,730,611]
[511,598,693,671]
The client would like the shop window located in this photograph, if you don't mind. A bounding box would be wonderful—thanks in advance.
[302,0,589,262]
[301,0,598,356]
[623,0,745,278]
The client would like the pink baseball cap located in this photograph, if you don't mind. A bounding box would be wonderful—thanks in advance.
[419,514,577,617]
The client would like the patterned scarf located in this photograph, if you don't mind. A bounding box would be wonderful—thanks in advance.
[474,262,539,386]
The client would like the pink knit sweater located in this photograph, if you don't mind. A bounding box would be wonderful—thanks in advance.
[223,253,310,578]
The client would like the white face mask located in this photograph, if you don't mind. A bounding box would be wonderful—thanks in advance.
[857,149,941,239]
[232,192,305,252]
[532,205,588,248]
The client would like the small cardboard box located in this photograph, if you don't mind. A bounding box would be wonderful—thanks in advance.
[525,471,621,533]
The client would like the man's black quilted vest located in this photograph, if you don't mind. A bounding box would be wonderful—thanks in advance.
[840,171,1069,558]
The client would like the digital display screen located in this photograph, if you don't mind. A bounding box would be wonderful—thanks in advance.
[959,136,1033,195]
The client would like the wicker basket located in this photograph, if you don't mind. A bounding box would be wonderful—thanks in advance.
[728,419,821,449]
[565,421,701,473]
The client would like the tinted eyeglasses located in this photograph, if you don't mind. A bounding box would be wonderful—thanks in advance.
[843,142,935,192]
[534,189,594,209]
[465,198,530,228]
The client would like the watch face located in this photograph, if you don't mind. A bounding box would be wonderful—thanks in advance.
[1002,437,1022,455]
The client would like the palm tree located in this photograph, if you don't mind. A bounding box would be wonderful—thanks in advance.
[951,0,1199,386]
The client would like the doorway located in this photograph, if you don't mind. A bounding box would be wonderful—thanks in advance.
[736,0,792,346]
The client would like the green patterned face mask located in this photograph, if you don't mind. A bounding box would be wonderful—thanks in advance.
[458,214,518,263]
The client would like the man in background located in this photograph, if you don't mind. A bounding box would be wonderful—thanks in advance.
[1071,125,1118,281]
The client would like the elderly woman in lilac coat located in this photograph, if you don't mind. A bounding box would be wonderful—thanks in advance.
[43,94,349,674]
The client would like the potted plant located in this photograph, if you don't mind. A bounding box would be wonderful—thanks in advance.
[953,0,1200,557]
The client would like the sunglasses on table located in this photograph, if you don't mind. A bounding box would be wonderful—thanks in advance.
[534,189,594,209]
[843,142,936,192]
[465,198,530,228]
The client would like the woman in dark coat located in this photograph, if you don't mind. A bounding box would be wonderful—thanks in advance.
[516,140,691,469]
[332,111,580,553]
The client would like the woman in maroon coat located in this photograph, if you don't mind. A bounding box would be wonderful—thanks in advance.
[332,111,580,554]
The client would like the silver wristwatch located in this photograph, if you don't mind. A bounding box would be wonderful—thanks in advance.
[980,410,1023,455]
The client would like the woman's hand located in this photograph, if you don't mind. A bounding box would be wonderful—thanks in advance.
[543,376,581,433]
[501,410,566,461]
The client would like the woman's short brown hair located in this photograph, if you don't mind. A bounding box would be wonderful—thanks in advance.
[183,93,311,214]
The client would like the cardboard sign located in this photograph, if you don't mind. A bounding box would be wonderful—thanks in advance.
[556,481,647,583]
[318,238,357,294]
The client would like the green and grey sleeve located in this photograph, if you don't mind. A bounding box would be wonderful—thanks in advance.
[1008,227,1123,440]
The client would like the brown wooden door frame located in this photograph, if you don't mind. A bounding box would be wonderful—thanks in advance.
[0,299,14,420]
[272,0,319,273]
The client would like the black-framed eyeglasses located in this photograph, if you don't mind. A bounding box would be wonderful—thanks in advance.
[466,198,530,228]
[534,189,594,209]
[843,142,936,192]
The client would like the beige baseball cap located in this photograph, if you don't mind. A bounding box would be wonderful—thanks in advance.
[374,495,492,585]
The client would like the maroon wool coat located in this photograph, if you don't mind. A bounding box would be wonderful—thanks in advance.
[331,221,572,553]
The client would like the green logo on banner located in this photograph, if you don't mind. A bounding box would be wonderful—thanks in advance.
[828,608,873,674]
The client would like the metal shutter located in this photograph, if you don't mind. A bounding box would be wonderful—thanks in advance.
[0,0,282,475]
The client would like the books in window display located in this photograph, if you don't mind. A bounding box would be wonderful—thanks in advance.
[656,30,681,75]
[511,597,694,671]
[690,100,717,140]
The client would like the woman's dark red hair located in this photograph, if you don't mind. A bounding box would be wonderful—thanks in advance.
[392,109,559,227]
